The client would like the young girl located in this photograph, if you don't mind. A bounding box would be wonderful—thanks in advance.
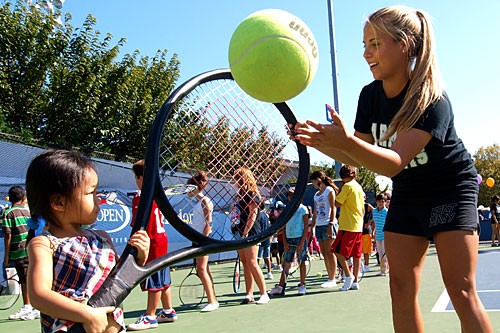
[26,149,150,333]
[186,171,219,312]
[309,170,338,288]
[233,167,269,305]
[294,6,492,332]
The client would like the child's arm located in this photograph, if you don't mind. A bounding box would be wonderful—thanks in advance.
[327,191,336,238]
[27,236,116,333]
[202,197,214,236]
[126,230,150,266]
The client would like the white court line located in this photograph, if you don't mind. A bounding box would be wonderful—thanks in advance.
[432,289,500,312]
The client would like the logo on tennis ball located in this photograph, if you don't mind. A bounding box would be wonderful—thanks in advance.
[289,20,318,58]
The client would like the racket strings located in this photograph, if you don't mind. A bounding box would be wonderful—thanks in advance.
[157,76,300,242]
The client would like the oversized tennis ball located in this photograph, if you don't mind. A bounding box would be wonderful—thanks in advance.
[228,9,319,103]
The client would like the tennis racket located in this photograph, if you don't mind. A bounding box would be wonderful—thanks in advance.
[0,273,21,310]
[232,254,241,293]
[69,68,309,331]
[178,259,205,307]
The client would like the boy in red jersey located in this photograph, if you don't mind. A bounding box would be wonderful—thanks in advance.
[128,160,177,331]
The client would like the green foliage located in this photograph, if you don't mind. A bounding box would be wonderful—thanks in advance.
[474,144,500,206]
[0,1,180,160]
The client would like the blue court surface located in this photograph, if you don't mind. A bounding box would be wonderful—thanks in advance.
[432,249,500,313]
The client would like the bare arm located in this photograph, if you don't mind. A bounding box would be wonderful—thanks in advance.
[27,237,116,333]
[202,197,214,236]
[295,109,432,177]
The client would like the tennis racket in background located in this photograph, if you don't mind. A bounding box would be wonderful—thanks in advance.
[68,68,309,332]
[0,272,21,310]
[178,258,205,307]
[232,254,241,293]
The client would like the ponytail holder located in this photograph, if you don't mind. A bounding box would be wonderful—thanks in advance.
[27,216,47,236]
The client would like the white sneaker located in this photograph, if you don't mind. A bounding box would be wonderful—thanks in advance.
[265,272,273,280]
[256,293,270,304]
[351,282,360,290]
[339,277,354,291]
[363,266,370,273]
[127,315,158,331]
[297,283,307,295]
[320,279,337,288]
[268,284,284,296]
[200,302,219,312]
[21,308,40,320]
[9,305,33,320]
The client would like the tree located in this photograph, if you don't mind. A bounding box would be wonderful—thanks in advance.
[0,1,180,160]
[474,144,500,206]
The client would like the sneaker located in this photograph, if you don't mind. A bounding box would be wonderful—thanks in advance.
[268,284,285,296]
[265,272,273,280]
[9,305,33,320]
[128,315,159,331]
[200,302,219,312]
[297,283,307,295]
[351,282,360,290]
[256,293,270,304]
[363,266,370,273]
[320,279,337,288]
[240,295,255,304]
[156,309,177,323]
[339,277,354,291]
[21,308,40,320]
[376,272,387,277]
[262,264,268,269]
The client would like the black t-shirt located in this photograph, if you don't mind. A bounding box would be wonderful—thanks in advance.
[237,192,261,236]
[354,80,477,205]
[491,203,500,222]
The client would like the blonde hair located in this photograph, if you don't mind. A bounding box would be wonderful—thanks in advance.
[234,167,260,198]
[367,6,443,141]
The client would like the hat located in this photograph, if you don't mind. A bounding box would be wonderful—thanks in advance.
[275,201,285,210]
[287,187,295,196]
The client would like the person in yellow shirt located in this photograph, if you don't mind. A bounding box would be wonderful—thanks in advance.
[331,165,365,291]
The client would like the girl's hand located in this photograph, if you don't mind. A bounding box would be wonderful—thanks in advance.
[294,107,351,151]
[82,306,115,333]
[128,230,150,266]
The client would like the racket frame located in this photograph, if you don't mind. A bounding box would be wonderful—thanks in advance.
[85,68,310,309]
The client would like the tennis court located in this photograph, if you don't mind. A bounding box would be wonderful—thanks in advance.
[1,244,499,332]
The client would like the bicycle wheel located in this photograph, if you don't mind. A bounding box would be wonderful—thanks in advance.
[179,273,204,307]
[232,256,241,293]
[0,278,21,310]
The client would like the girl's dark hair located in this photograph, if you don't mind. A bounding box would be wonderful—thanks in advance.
[187,171,209,191]
[26,149,95,223]
[309,170,339,193]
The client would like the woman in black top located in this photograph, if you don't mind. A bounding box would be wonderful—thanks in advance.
[294,5,491,333]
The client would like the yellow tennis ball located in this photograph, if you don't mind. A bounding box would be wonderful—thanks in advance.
[316,272,323,278]
[228,9,319,103]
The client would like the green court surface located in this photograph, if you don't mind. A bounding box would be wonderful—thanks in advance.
[1,244,499,332]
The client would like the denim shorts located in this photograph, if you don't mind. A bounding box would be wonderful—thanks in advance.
[283,237,308,263]
[316,224,336,241]
[258,238,271,258]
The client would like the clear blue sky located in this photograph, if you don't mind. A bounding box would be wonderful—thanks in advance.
[59,0,499,165]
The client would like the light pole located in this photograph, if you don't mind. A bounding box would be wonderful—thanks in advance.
[327,0,342,177]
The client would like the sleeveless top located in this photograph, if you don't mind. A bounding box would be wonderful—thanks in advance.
[191,196,212,234]
[40,230,124,333]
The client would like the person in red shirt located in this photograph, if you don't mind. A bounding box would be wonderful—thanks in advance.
[128,160,177,331]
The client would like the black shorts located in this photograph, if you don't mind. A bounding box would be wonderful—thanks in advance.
[12,257,29,284]
[384,200,478,240]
